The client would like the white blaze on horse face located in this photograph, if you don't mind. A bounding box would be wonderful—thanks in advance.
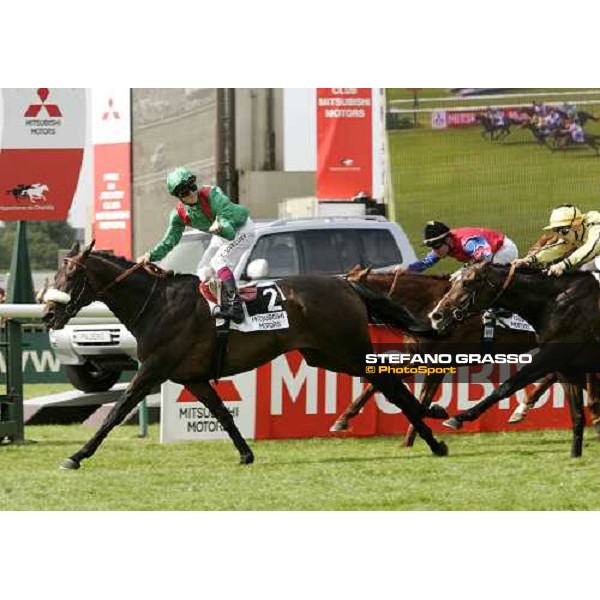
[44,288,71,304]
[429,299,445,330]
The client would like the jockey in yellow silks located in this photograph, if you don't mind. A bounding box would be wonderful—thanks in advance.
[514,204,600,276]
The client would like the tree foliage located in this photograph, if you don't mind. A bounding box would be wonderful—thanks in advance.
[0,221,77,270]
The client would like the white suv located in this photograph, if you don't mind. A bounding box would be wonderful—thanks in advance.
[49,216,417,392]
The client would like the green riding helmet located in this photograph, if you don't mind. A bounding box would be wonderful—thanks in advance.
[166,167,197,196]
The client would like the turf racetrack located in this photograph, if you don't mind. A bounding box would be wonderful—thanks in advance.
[387,91,600,272]
[1,425,600,510]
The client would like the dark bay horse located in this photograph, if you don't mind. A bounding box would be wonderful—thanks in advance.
[42,242,449,470]
[331,267,596,444]
[429,263,600,457]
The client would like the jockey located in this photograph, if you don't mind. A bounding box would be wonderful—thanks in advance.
[513,204,600,276]
[533,101,548,117]
[563,102,577,120]
[490,107,504,126]
[566,121,585,143]
[407,221,519,273]
[136,166,255,323]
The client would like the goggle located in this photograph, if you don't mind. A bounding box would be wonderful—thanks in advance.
[553,226,571,236]
[173,182,197,199]
[426,239,446,250]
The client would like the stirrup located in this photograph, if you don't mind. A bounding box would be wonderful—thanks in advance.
[213,302,244,324]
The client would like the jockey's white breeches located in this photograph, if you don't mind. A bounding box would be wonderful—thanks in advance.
[493,237,519,264]
[197,217,256,280]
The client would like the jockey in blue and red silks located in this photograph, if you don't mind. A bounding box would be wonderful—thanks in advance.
[407,221,519,273]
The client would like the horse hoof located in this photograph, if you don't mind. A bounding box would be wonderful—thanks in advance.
[239,453,254,465]
[507,405,528,424]
[329,421,348,433]
[433,441,449,457]
[426,405,449,420]
[59,458,80,471]
[443,417,463,430]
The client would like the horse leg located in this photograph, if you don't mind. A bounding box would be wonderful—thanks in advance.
[403,371,446,447]
[60,363,163,470]
[563,378,585,458]
[367,373,448,456]
[507,372,559,424]
[329,384,375,432]
[585,374,600,439]
[443,354,559,430]
[185,381,254,464]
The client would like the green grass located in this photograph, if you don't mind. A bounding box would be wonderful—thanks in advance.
[23,383,73,399]
[1,425,599,510]
[388,117,600,272]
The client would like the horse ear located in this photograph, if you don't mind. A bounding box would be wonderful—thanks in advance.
[82,239,96,258]
[68,241,81,257]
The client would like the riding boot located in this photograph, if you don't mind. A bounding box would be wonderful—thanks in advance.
[214,278,245,324]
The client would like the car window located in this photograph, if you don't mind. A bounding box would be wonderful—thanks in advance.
[300,229,349,275]
[248,233,300,277]
[159,234,211,274]
[359,229,402,268]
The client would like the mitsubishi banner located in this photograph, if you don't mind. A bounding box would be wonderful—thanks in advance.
[316,88,384,201]
[0,88,86,220]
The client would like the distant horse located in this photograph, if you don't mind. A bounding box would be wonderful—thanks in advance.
[551,130,600,156]
[331,267,600,446]
[429,263,600,457]
[475,114,517,141]
[42,242,450,470]
[556,109,599,127]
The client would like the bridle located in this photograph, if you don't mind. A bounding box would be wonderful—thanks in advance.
[448,263,517,323]
[60,256,168,326]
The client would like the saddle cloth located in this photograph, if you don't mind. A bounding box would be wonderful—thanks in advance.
[199,279,289,332]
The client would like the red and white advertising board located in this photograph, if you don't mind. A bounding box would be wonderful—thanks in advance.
[316,88,384,201]
[160,326,577,443]
[0,88,86,220]
[91,89,132,258]
[431,108,527,129]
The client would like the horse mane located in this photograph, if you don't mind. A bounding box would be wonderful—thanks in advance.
[91,250,135,268]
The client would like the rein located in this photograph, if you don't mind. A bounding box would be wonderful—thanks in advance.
[451,263,517,322]
[387,267,405,299]
[63,256,170,326]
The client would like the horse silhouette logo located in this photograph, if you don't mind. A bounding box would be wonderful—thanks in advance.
[6,183,50,203]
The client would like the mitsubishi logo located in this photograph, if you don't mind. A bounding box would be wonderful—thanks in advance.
[24,88,62,118]
[102,98,120,120]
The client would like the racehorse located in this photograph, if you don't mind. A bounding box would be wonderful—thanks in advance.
[556,109,599,127]
[429,262,600,457]
[551,129,600,156]
[521,118,553,146]
[475,114,518,141]
[42,241,449,470]
[331,267,600,444]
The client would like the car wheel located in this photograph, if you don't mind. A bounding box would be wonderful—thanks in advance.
[64,363,122,393]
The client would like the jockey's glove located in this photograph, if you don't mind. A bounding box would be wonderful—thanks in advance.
[547,260,570,277]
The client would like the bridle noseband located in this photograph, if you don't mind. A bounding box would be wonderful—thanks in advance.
[449,263,517,323]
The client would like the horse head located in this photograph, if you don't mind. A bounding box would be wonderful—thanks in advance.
[428,262,501,333]
[42,240,98,330]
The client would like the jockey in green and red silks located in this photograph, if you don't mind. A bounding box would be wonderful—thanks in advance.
[137,166,254,323]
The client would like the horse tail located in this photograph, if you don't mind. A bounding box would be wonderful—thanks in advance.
[348,280,438,338]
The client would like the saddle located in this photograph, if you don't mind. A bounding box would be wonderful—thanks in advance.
[199,280,257,304]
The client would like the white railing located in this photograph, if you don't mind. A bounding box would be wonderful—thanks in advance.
[0,301,116,323]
